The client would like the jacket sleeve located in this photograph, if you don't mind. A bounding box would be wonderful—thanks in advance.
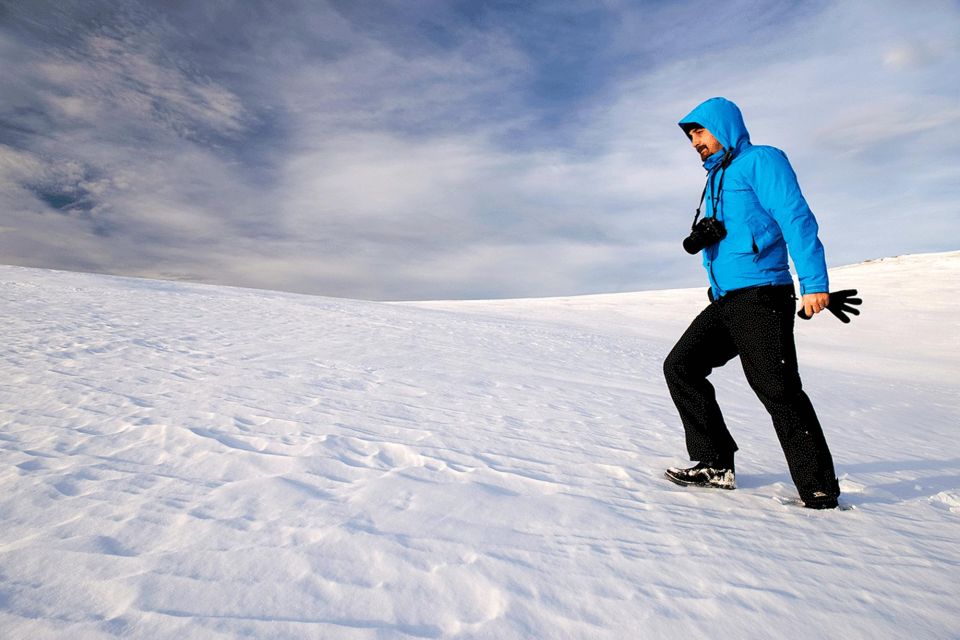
[750,147,829,295]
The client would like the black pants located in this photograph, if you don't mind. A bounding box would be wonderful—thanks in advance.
[663,285,839,500]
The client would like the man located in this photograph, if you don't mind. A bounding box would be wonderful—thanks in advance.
[663,96,841,509]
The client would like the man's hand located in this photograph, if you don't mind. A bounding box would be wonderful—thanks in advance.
[797,289,862,322]
[801,292,830,318]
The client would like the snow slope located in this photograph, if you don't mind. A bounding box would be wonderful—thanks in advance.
[1,252,958,639]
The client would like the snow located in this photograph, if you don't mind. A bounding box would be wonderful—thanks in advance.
[1,251,958,639]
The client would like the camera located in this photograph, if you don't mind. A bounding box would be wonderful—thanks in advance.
[683,216,726,254]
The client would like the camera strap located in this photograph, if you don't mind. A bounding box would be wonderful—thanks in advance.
[691,150,733,229]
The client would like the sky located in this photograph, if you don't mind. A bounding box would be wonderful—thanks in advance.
[1,0,958,300]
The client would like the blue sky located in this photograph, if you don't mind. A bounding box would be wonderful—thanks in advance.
[1,0,958,299]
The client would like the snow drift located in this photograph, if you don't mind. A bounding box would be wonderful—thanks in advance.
[1,252,958,639]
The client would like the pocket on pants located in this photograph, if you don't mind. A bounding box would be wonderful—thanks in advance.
[754,286,796,316]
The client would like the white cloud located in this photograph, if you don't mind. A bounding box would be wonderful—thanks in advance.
[32,30,250,140]
[883,39,957,70]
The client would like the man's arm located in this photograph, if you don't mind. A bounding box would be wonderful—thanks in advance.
[749,147,830,298]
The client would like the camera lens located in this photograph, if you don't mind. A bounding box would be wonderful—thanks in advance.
[683,234,702,254]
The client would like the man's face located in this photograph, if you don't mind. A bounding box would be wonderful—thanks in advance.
[688,127,723,161]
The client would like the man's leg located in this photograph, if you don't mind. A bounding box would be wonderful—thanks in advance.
[663,301,740,465]
[723,286,840,501]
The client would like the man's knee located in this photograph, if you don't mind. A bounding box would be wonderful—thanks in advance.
[663,348,698,386]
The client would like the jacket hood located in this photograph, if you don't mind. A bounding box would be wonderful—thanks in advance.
[679,97,751,160]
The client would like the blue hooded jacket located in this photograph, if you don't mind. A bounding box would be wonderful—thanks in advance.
[678,97,828,299]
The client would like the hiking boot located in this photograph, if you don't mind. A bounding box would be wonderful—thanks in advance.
[801,491,839,510]
[664,460,736,490]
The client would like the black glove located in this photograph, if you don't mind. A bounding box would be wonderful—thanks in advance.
[797,289,862,323]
